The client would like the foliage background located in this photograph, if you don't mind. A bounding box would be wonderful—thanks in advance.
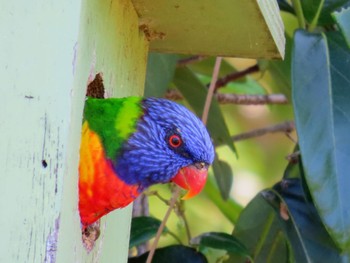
[145,12,297,245]
[130,1,350,262]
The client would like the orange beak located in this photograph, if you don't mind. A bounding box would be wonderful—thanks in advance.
[171,163,208,200]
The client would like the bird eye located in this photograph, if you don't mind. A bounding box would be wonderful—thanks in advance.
[169,134,182,148]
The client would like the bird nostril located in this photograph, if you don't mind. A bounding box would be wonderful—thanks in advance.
[194,162,208,170]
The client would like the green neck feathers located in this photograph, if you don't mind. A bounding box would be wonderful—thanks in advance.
[83,97,143,160]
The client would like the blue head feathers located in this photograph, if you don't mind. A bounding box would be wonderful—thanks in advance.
[115,98,215,189]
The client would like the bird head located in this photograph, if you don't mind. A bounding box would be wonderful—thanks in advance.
[115,98,215,199]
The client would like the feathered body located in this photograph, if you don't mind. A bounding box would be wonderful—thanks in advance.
[79,97,214,226]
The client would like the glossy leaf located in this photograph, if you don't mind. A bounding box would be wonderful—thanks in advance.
[173,67,236,155]
[144,52,179,97]
[191,232,250,259]
[262,189,312,263]
[228,173,348,262]
[212,156,233,200]
[332,6,350,48]
[277,0,295,14]
[270,178,349,263]
[292,29,350,250]
[283,148,314,203]
[270,160,350,261]
[128,245,208,263]
[129,216,167,248]
[301,0,350,25]
[227,193,292,263]
[272,156,349,262]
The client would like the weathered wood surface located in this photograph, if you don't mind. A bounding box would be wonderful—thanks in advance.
[1,1,81,262]
[58,0,148,262]
[0,0,284,262]
[132,0,285,58]
[1,0,147,262]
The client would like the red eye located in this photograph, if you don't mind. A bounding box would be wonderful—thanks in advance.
[169,134,182,148]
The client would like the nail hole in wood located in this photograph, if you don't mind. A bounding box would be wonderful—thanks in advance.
[42,160,48,168]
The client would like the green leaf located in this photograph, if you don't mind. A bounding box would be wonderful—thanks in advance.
[332,6,350,48]
[203,177,243,224]
[292,29,350,250]
[128,245,207,263]
[227,193,292,263]
[228,178,348,262]
[301,0,350,25]
[144,52,179,97]
[277,0,295,14]
[129,216,167,248]
[260,34,292,98]
[191,232,250,259]
[212,156,233,200]
[282,147,314,203]
[269,158,350,261]
[282,159,301,180]
[228,159,349,263]
[173,67,236,155]
[263,189,312,263]
[270,178,349,263]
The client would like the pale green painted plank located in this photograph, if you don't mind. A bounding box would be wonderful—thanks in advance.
[56,0,148,262]
[0,0,148,262]
[0,1,82,262]
[132,0,285,59]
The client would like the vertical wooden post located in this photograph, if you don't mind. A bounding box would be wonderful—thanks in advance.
[57,0,148,262]
[0,0,148,262]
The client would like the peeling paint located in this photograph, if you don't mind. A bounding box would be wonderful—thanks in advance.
[72,42,78,75]
[44,216,60,263]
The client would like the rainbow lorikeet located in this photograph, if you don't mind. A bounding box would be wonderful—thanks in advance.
[79,97,215,226]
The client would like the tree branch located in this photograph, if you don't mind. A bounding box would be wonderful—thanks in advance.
[178,59,259,91]
[165,90,288,105]
[146,187,181,263]
[211,64,260,90]
[174,201,192,243]
[216,93,288,105]
[231,121,295,142]
[132,194,150,255]
[286,151,301,163]
[177,55,207,67]
[202,57,222,124]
